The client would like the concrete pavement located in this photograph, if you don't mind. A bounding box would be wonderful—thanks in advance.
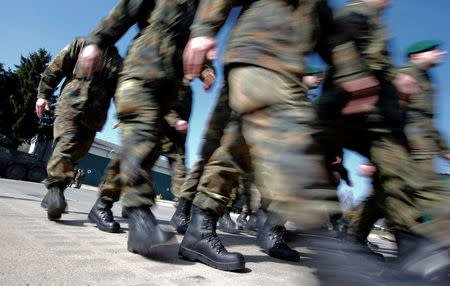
[0,178,319,286]
[0,178,395,285]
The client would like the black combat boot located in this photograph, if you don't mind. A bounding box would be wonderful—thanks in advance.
[121,208,129,219]
[41,191,69,213]
[46,185,67,220]
[257,213,300,262]
[88,197,121,233]
[218,210,240,234]
[179,205,245,271]
[127,206,175,255]
[246,208,268,235]
[236,210,249,230]
[170,198,192,234]
[393,231,449,284]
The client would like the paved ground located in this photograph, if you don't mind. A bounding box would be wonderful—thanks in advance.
[0,178,395,285]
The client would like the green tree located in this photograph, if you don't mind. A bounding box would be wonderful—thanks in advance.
[8,49,52,148]
[0,63,19,146]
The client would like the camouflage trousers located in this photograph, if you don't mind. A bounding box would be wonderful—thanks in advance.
[44,115,96,189]
[193,66,339,225]
[347,118,450,243]
[179,84,233,202]
[113,77,184,208]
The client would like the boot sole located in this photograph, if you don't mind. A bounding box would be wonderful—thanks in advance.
[128,234,177,255]
[47,202,67,221]
[88,214,121,233]
[179,245,245,271]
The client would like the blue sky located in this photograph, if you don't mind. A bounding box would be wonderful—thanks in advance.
[1,0,449,203]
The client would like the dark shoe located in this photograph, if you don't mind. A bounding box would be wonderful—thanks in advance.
[394,231,449,283]
[170,198,192,234]
[47,186,67,220]
[246,208,268,236]
[236,210,249,230]
[257,213,300,262]
[40,193,48,208]
[41,191,68,213]
[88,197,121,233]
[218,210,240,234]
[179,205,245,271]
[127,206,175,255]
[122,208,129,219]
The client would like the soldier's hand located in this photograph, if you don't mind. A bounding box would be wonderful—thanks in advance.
[78,44,103,77]
[183,36,216,83]
[358,164,377,178]
[112,120,120,129]
[443,153,450,165]
[35,98,50,118]
[175,120,188,134]
[393,73,420,102]
[201,68,216,91]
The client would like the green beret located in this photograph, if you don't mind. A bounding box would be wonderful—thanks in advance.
[306,66,323,75]
[406,40,442,55]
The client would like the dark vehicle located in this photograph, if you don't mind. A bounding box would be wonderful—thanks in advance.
[0,145,48,182]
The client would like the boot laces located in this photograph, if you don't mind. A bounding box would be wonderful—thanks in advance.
[269,225,286,245]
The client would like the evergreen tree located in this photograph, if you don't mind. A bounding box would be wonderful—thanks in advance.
[8,49,52,148]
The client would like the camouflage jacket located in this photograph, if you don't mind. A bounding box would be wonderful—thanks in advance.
[400,63,448,154]
[38,37,122,131]
[330,0,396,82]
[190,0,364,83]
[86,0,199,82]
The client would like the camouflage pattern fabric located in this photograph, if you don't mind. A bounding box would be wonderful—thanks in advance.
[44,116,96,188]
[97,84,192,206]
[348,64,450,243]
[179,84,233,201]
[186,0,369,224]
[192,66,340,224]
[39,38,122,189]
[86,0,199,208]
[38,37,122,131]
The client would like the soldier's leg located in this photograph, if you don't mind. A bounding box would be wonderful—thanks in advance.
[370,136,449,280]
[179,84,231,201]
[43,116,96,220]
[115,78,174,254]
[171,85,231,234]
[179,117,247,271]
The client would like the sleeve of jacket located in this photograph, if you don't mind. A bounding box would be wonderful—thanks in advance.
[190,0,240,38]
[327,8,372,84]
[87,0,153,49]
[37,38,84,99]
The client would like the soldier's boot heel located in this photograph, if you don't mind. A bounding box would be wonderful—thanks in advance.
[127,206,175,255]
[179,206,245,271]
[170,198,192,234]
[47,186,67,220]
[88,197,121,233]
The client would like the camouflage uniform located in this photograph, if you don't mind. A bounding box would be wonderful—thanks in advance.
[348,63,450,243]
[186,0,366,224]
[86,0,199,208]
[38,37,122,189]
[98,85,193,203]
[318,1,449,243]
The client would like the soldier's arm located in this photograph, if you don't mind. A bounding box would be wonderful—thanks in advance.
[86,0,153,49]
[37,38,85,100]
[328,7,372,84]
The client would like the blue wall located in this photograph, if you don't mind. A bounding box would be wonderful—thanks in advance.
[76,153,173,200]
